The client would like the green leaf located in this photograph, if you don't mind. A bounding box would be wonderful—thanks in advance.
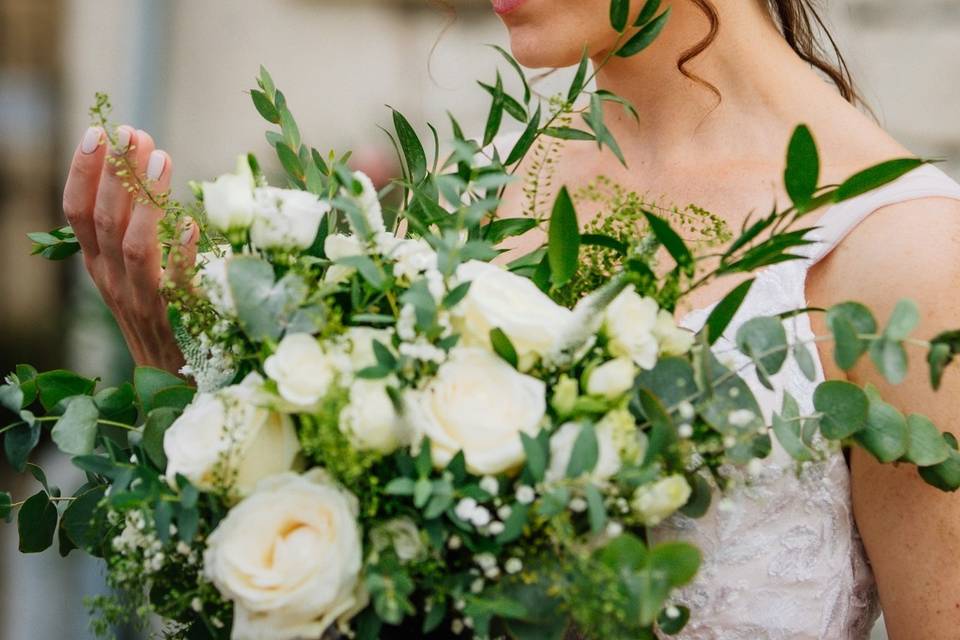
[485,217,538,245]
[813,381,868,440]
[703,278,754,345]
[520,432,548,482]
[634,0,661,25]
[826,302,876,370]
[919,446,960,492]
[617,8,671,57]
[904,414,950,466]
[152,386,196,412]
[134,367,186,414]
[279,105,301,151]
[869,339,908,385]
[854,389,907,463]
[250,89,279,124]
[228,257,308,342]
[636,388,678,466]
[649,541,701,587]
[5,421,41,472]
[51,396,99,456]
[884,299,920,341]
[18,490,58,553]
[736,316,789,384]
[784,125,820,209]
[384,478,416,496]
[72,454,118,477]
[496,502,530,543]
[542,126,596,141]
[257,65,276,100]
[548,187,581,287]
[505,104,542,166]
[537,486,571,517]
[835,158,924,202]
[566,423,600,478]
[275,141,304,183]
[36,370,96,412]
[643,210,694,275]
[479,81,527,122]
[143,407,180,469]
[794,341,818,381]
[483,74,506,148]
[568,48,590,101]
[584,483,607,533]
[490,328,519,369]
[610,0,631,31]
[678,473,711,518]
[62,486,106,552]
[490,44,531,103]
[658,605,691,636]
[0,383,23,414]
[0,491,11,523]
[772,394,815,462]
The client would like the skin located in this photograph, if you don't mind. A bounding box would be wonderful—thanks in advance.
[63,0,959,634]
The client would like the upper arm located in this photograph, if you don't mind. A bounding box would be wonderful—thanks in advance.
[808,196,960,639]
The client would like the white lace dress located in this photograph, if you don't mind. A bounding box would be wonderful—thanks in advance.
[650,165,960,640]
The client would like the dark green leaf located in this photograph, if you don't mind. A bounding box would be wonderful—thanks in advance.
[784,125,820,209]
[134,367,187,414]
[250,89,279,124]
[736,316,789,381]
[36,370,96,412]
[813,381,868,440]
[392,110,427,185]
[869,339,908,385]
[490,328,519,369]
[617,8,671,57]
[485,217,538,246]
[496,502,530,543]
[0,491,11,523]
[479,81,527,122]
[634,0,661,25]
[51,396,99,456]
[678,473,711,518]
[703,279,754,345]
[490,44,531,103]
[854,388,908,463]
[658,604,691,635]
[62,485,106,551]
[542,127,596,141]
[548,187,581,287]
[568,49,590,101]
[649,541,701,587]
[584,483,607,533]
[904,414,950,466]
[143,407,179,469]
[18,490,57,553]
[520,432,548,482]
[643,210,693,275]
[918,446,960,492]
[566,423,600,478]
[611,0,631,31]
[505,104,542,166]
[275,141,304,183]
[5,421,40,472]
[483,74,506,148]
[835,158,925,202]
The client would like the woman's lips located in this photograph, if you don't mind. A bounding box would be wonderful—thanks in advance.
[491,0,527,16]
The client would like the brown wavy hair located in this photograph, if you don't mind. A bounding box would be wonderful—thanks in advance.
[684,0,861,104]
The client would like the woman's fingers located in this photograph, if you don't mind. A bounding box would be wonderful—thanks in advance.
[166,216,199,291]
[123,149,171,312]
[62,126,106,258]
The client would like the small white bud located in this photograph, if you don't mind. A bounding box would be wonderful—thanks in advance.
[479,476,499,496]
[516,485,536,505]
[505,558,523,574]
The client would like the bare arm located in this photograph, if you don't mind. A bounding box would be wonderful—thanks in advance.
[62,126,197,374]
[808,197,960,639]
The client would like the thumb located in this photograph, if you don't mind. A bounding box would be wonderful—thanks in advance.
[165,217,199,291]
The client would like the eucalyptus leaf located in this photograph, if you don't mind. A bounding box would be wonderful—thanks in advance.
[18,490,57,553]
[566,423,600,478]
[521,432,548,482]
[35,370,96,412]
[904,414,950,466]
[4,421,41,472]
[826,302,876,370]
[813,381,868,440]
[0,491,10,523]
[854,390,908,463]
[918,447,960,492]
[143,408,180,469]
[736,317,789,382]
[51,396,99,456]
[134,367,187,414]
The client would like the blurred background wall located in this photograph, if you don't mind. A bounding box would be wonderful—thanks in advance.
[0,0,957,638]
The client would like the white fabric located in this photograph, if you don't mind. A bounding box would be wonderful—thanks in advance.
[651,165,960,639]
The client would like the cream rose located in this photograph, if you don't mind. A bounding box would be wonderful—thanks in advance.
[546,421,623,483]
[163,374,300,496]
[204,470,366,640]
[202,158,256,233]
[586,357,636,399]
[250,187,329,250]
[264,333,345,410]
[405,347,546,475]
[604,286,660,369]
[340,379,409,454]
[453,260,573,371]
[654,309,695,356]
[632,475,692,525]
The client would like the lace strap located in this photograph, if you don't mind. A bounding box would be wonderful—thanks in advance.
[804,164,960,267]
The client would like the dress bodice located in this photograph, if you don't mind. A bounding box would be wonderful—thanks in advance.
[651,165,960,639]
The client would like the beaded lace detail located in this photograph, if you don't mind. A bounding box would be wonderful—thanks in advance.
[651,166,960,640]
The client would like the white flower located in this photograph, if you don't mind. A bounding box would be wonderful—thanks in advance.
[325,234,364,261]
[343,327,393,371]
[251,187,329,250]
[387,238,438,281]
[340,379,409,454]
[202,158,256,233]
[546,422,622,483]
[586,358,636,399]
[341,171,385,236]
[204,470,366,640]
[405,348,546,475]
[505,558,523,574]
[264,333,341,410]
[370,517,426,563]
[479,476,499,496]
[197,250,234,315]
[515,485,535,505]
[604,286,660,369]
[631,475,692,525]
[163,374,300,496]
[455,497,478,522]
[551,374,579,417]
[654,309,695,356]
[453,261,573,371]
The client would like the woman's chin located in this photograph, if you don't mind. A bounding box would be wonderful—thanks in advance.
[507,32,583,69]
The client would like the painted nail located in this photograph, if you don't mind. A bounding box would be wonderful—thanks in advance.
[147,150,166,181]
[180,218,195,245]
[80,127,102,154]
[113,126,133,154]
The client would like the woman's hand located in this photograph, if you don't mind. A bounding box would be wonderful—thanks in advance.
[62,125,198,374]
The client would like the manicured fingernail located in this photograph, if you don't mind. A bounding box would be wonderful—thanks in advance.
[147,150,166,180]
[113,126,133,154]
[80,127,102,154]
[180,218,195,244]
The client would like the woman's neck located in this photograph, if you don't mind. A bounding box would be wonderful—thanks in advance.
[590,0,844,167]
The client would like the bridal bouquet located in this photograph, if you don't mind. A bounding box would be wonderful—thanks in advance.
[3,3,960,639]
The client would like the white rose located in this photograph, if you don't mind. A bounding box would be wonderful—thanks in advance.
[405,347,546,475]
[264,333,343,410]
[325,233,363,261]
[453,260,573,371]
[342,171,385,236]
[341,379,409,454]
[202,158,256,233]
[250,187,330,251]
[204,470,366,640]
[197,250,234,315]
[387,238,438,281]
[343,327,393,371]
[632,475,692,525]
[654,309,695,356]
[369,517,426,563]
[546,421,623,483]
[605,286,660,369]
[163,374,300,496]
[586,357,636,399]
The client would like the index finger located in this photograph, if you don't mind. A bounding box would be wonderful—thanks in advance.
[62,126,106,257]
